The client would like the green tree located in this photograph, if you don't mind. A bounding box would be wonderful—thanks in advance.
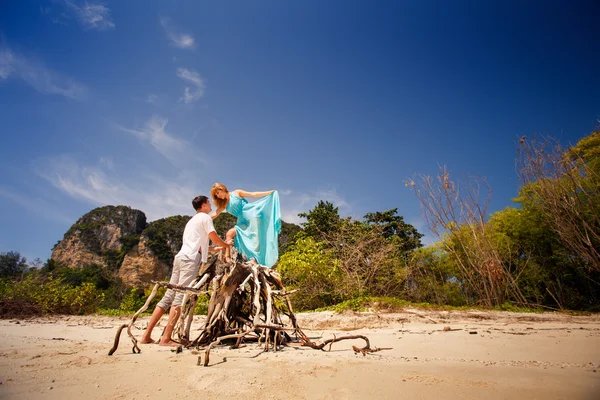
[407,168,524,306]
[298,201,341,238]
[213,213,237,237]
[490,205,600,310]
[0,251,28,278]
[322,219,407,298]
[277,236,343,310]
[143,215,190,264]
[278,221,302,254]
[517,131,600,271]
[566,130,600,173]
[363,208,423,252]
[405,245,466,305]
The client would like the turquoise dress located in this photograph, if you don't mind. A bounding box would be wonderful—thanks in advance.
[226,191,281,267]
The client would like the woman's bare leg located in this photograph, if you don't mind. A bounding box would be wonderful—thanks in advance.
[225,228,236,262]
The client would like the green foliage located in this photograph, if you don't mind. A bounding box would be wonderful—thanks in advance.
[279,221,302,254]
[117,286,168,312]
[44,263,114,290]
[0,275,104,316]
[143,215,191,263]
[100,284,127,309]
[404,245,466,306]
[488,206,600,310]
[326,219,408,297]
[277,236,344,310]
[213,213,237,237]
[118,288,147,312]
[517,131,600,272]
[493,301,540,313]
[317,296,473,313]
[566,130,600,173]
[298,201,341,238]
[364,208,423,252]
[278,213,423,310]
[317,296,543,314]
[193,293,210,315]
[37,260,129,309]
[96,308,137,317]
[0,251,29,278]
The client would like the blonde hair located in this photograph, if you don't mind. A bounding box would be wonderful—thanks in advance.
[211,182,229,209]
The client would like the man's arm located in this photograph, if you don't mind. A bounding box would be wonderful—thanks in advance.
[208,231,231,249]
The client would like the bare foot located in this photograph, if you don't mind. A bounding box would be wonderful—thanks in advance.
[159,340,181,347]
[139,338,155,344]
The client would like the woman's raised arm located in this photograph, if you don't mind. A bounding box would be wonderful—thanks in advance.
[236,189,275,198]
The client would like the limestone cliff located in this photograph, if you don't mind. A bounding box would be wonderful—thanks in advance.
[118,215,191,287]
[51,205,147,269]
[118,235,171,287]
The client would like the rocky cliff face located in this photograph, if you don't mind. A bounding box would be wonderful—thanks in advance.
[118,215,190,287]
[51,206,147,269]
[118,235,171,287]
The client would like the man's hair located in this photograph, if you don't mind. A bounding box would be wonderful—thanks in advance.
[192,195,209,211]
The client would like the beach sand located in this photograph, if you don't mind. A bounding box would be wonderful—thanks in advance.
[1,309,599,399]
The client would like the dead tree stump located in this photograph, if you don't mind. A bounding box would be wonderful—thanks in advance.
[109,249,386,364]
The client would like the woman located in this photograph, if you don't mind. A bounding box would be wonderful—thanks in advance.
[210,183,281,267]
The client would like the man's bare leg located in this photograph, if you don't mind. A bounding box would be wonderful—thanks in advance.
[139,305,166,344]
[159,305,182,346]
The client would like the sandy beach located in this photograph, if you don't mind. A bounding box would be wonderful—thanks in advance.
[1,309,599,400]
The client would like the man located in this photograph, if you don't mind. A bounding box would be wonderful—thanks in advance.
[140,195,232,346]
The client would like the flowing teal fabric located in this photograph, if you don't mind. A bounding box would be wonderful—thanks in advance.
[226,191,282,267]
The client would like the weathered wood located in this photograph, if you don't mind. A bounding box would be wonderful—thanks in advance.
[108,282,160,355]
[109,249,386,364]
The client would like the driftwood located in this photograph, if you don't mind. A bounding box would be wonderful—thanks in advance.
[109,249,385,364]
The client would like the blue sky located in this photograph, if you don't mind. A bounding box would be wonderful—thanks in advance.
[1,0,599,262]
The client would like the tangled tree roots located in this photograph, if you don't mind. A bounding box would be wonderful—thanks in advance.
[109,250,387,364]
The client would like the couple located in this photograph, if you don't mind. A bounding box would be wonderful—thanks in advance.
[140,183,281,346]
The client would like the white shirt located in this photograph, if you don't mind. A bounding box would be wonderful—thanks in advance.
[175,212,215,264]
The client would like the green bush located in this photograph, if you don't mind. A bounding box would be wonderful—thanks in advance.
[118,286,168,313]
[0,275,104,316]
[193,293,210,315]
[277,236,345,310]
[119,288,147,312]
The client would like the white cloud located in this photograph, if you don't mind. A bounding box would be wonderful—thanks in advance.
[63,0,115,30]
[115,115,207,167]
[279,189,351,224]
[98,156,114,170]
[40,6,69,26]
[0,185,74,225]
[35,156,203,221]
[0,49,13,79]
[0,47,87,100]
[160,17,195,49]
[146,94,158,105]
[176,68,205,103]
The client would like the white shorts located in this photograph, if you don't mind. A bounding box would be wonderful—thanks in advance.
[156,256,201,309]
